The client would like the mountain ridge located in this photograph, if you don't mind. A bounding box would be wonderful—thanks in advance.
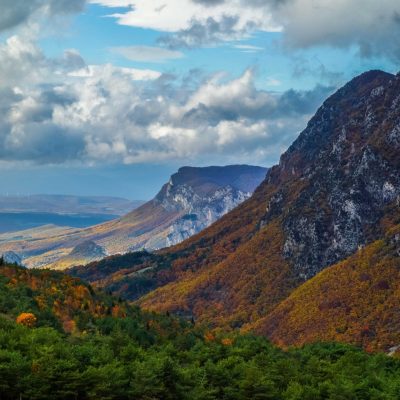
[69,69,400,351]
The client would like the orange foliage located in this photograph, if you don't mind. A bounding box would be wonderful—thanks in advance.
[140,219,298,330]
[0,264,129,334]
[204,332,215,342]
[16,313,37,328]
[63,319,76,333]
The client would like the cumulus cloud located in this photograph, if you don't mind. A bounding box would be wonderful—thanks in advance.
[0,0,337,167]
[0,35,334,165]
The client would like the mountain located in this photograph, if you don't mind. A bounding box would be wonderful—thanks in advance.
[69,70,400,349]
[0,165,267,269]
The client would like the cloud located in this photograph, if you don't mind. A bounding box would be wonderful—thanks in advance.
[69,64,161,80]
[234,44,264,53]
[192,0,224,5]
[93,0,400,61]
[0,35,334,166]
[91,0,280,41]
[111,46,184,63]
[0,0,87,32]
[270,0,400,62]
[159,16,255,49]
[0,0,342,168]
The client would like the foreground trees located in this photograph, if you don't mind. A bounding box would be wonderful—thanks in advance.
[1,263,400,399]
[1,316,400,400]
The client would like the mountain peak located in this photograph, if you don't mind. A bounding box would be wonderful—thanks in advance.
[345,69,394,88]
[274,69,398,184]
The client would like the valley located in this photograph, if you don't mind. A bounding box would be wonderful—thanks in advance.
[0,165,267,269]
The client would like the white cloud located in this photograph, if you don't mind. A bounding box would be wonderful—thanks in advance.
[91,0,280,35]
[111,46,184,63]
[69,64,161,80]
[234,44,264,53]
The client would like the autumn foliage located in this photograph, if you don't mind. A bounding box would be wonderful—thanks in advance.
[16,313,37,327]
[255,225,400,352]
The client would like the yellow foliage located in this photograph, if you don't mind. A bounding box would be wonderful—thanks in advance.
[255,228,400,353]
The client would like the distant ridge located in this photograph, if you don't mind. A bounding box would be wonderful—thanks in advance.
[0,165,267,269]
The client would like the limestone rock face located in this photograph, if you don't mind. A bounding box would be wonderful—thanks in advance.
[262,70,400,279]
[149,165,268,248]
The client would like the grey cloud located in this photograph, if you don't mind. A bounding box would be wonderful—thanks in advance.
[0,0,42,31]
[269,0,400,62]
[48,0,87,14]
[273,85,335,118]
[159,16,254,49]
[180,84,334,127]
[57,50,86,71]
[182,0,400,62]
[0,123,85,164]
[0,0,86,32]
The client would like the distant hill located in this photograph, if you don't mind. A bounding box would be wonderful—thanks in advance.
[0,194,143,216]
[0,195,145,233]
[0,165,267,269]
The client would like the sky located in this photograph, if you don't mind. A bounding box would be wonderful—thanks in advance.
[0,0,398,200]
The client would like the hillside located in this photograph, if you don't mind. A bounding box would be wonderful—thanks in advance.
[0,258,134,333]
[255,223,400,353]
[70,70,400,337]
[2,261,400,399]
[0,165,267,269]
